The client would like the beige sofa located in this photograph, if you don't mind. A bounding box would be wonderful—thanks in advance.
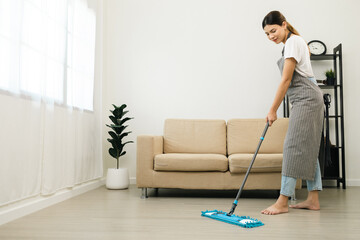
[136,118,301,198]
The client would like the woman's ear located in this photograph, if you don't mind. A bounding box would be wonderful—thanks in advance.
[282,21,287,29]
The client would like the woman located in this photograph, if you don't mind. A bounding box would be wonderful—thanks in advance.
[261,11,324,215]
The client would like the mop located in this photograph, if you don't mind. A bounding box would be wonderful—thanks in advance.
[201,122,269,228]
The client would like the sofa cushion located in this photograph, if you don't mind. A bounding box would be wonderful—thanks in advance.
[228,153,283,173]
[163,119,227,154]
[154,153,228,172]
[227,118,289,155]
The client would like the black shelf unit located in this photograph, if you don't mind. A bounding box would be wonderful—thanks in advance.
[283,44,346,189]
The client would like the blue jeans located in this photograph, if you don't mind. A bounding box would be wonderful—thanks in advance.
[280,160,322,197]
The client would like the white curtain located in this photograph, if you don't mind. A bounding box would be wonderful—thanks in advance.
[0,0,102,205]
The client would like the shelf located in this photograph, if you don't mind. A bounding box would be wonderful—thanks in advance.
[329,115,343,118]
[311,54,339,60]
[329,146,342,149]
[319,84,341,89]
[322,177,341,180]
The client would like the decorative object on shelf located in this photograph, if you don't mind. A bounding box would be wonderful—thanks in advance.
[308,40,327,55]
[316,79,328,85]
[325,69,336,85]
[106,104,134,189]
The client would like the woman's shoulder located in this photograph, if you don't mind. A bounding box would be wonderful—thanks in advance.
[286,35,308,47]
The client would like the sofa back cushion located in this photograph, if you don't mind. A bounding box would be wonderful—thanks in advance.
[227,118,289,154]
[164,119,227,154]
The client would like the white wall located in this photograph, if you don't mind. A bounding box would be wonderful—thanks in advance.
[102,0,360,185]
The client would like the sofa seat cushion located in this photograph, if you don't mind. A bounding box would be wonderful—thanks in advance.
[154,153,228,172]
[229,154,282,173]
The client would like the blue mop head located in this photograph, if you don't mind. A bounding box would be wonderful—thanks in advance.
[201,210,264,228]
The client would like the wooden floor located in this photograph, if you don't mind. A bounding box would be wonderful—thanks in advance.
[0,185,359,240]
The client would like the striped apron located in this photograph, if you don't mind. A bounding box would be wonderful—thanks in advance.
[278,36,324,180]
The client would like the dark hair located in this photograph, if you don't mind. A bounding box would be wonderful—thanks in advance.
[262,11,300,35]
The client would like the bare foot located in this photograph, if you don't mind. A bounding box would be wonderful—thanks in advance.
[261,202,289,215]
[289,199,320,210]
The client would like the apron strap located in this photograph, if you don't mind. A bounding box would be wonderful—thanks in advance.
[282,31,293,56]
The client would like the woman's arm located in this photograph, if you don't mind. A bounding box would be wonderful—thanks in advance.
[266,58,297,126]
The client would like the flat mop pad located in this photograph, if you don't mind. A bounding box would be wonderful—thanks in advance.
[201,210,264,228]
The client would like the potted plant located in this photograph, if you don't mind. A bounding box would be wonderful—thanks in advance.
[105,104,133,189]
[325,69,336,85]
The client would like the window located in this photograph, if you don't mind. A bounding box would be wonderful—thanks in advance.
[0,0,96,110]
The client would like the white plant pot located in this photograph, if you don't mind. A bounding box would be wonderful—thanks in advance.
[106,168,129,189]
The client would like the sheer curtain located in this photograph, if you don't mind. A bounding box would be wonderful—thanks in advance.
[0,0,102,205]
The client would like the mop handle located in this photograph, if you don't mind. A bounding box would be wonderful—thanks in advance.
[227,121,270,216]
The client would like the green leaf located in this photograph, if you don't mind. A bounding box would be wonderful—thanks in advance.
[109,116,119,125]
[120,110,129,119]
[108,138,122,150]
[108,131,118,140]
[120,117,133,126]
[113,104,127,118]
[120,151,127,157]
[108,148,118,159]
[106,124,123,134]
[115,125,129,135]
[123,141,134,146]
[325,68,335,78]
[117,145,124,153]
[119,132,131,140]
[106,124,115,128]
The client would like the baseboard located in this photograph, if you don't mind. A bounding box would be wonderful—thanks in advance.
[0,178,105,226]
[130,177,136,185]
[312,179,360,187]
[347,179,360,186]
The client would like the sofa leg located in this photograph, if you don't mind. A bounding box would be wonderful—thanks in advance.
[291,192,296,201]
[141,188,148,199]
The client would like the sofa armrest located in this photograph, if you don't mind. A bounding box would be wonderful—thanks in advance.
[136,135,163,187]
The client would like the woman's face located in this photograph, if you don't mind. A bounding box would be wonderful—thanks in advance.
[264,22,287,44]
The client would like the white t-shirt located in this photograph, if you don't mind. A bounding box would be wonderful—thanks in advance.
[284,35,314,78]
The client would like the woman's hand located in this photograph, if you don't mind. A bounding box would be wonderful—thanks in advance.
[266,111,277,126]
